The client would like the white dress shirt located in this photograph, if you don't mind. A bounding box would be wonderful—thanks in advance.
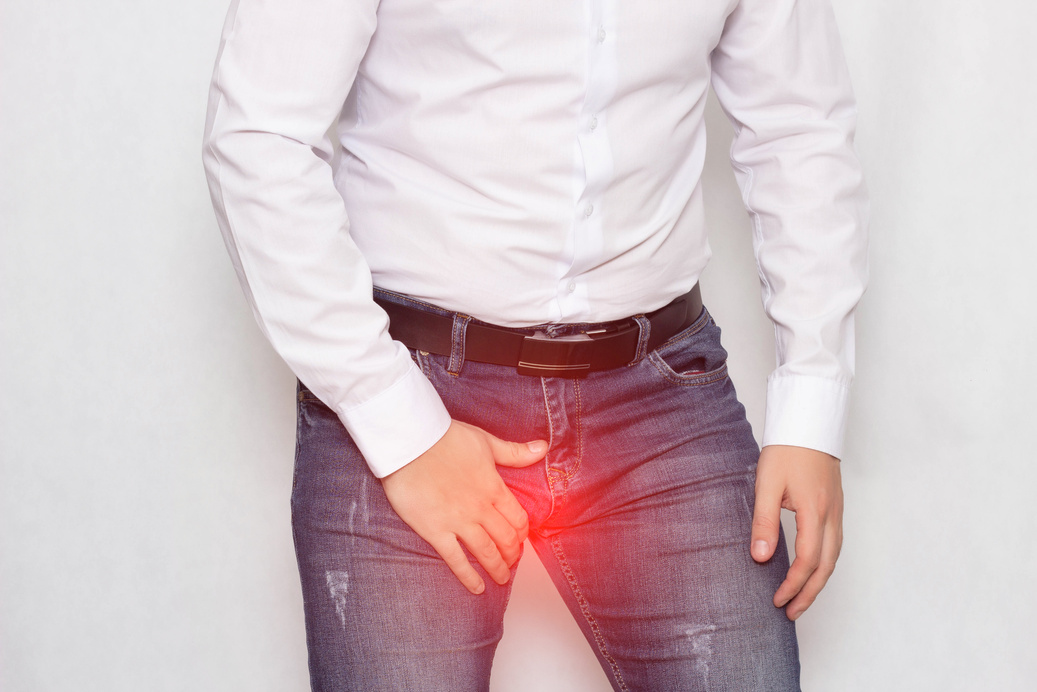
[203,0,868,478]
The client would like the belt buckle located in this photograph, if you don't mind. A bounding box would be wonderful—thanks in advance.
[516,332,593,378]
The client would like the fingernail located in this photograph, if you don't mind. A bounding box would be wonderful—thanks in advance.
[753,540,769,559]
[473,582,485,595]
[527,441,547,454]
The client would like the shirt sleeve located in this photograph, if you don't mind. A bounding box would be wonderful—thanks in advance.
[202,0,451,477]
[710,0,869,459]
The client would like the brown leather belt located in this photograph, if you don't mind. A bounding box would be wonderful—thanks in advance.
[374,284,702,378]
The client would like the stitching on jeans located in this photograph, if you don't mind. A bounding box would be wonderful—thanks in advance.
[565,379,584,481]
[414,349,430,378]
[540,378,558,521]
[649,357,729,387]
[550,536,629,691]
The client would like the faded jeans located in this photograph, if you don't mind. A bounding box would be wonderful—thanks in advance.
[291,290,800,691]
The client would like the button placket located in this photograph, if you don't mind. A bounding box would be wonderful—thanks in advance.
[559,0,616,318]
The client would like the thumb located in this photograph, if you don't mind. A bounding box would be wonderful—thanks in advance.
[750,475,783,563]
[486,434,549,468]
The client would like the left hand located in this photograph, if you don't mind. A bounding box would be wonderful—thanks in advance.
[750,444,843,621]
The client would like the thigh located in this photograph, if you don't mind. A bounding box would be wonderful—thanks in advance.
[291,383,512,692]
[531,311,800,691]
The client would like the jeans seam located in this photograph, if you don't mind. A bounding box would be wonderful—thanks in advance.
[540,377,558,521]
[550,536,629,692]
[564,379,584,481]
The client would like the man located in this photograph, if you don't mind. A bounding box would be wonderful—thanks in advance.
[203,0,867,689]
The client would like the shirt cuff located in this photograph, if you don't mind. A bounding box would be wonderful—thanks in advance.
[337,363,452,478]
[762,374,851,460]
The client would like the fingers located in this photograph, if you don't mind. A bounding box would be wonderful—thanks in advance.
[380,420,541,595]
[457,524,513,586]
[429,507,522,594]
[486,434,548,468]
[422,505,523,594]
[481,511,524,567]
[493,488,530,539]
[753,445,844,620]
[431,535,487,595]
[431,518,520,594]
[773,510,821,613]
[772,494,842,620]
[782,520,841,620]
[753,465,827,616]
[750,474,782,563]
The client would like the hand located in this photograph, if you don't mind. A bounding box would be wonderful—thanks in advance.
[750,445,843,621]
[380,420,548,595]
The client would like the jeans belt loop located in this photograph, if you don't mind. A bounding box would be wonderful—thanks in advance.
[447,314,471,376]
[632,314,652,364]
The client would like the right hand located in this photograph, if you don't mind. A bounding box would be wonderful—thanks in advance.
[380,420,548,594]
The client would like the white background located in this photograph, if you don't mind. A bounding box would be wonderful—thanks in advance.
[2,1,1034,690]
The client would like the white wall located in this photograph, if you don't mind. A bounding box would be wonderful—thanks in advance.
[2,1,1034,689]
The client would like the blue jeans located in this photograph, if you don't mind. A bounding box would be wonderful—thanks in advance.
[291,291,800,691]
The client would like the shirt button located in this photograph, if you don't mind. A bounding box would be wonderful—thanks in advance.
[583,204,594,217]
[567,281,577,293]
[597,26,607,43]
[589,116,598,131]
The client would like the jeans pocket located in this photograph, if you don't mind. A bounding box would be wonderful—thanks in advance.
[648,310,730,386]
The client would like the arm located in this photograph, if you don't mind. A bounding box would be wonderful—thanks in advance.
[203,0,449,476]
[202,0,542,592]
[710,0,868,618]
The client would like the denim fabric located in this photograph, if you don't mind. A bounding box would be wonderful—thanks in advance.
[291,293,800,691]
